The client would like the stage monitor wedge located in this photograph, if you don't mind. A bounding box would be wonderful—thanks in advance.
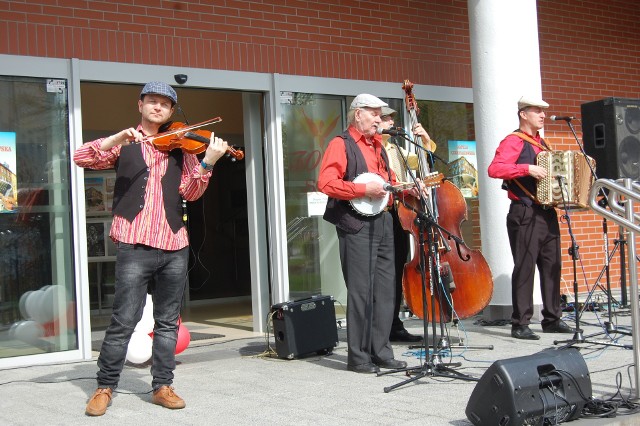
[581,97,640,180]
[465,347,592,426]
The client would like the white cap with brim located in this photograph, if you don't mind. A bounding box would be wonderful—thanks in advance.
[518,95,549,110]
[381,106,397,117]
[350,94,388,109]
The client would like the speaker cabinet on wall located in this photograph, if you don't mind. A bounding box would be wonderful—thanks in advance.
[581,97,640,180]
[465,348,592,426]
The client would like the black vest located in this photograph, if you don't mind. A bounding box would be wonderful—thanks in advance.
[112,143,184,233]
[505,132,547,206]
[323,131,391,233]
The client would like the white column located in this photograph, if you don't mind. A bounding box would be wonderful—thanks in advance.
[469,0,544,320]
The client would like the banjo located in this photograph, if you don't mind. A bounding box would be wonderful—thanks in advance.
[349,172,444,216]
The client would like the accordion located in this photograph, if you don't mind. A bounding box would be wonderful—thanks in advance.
[536,150,596,210]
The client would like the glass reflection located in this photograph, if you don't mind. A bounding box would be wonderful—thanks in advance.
[0,76,77,358]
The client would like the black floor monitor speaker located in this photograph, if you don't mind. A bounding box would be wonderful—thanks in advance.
[271,295,339,359]
[465,348,592,426]
[581,97,640,180]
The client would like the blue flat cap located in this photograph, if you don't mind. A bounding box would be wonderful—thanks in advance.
[140,81,177,104]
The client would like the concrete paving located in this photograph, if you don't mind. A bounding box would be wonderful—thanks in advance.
[1,309,640,425]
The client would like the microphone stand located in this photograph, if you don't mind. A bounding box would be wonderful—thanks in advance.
[377,133,480,393]
[552,119,631,348]
[564,118,631,329]
[387,134,493,356]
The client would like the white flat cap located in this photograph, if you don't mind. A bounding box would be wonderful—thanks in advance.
[381,106,397,116]
[350,93,388,109]
[518,95,549,110]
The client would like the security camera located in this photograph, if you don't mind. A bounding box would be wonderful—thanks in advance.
[174,74,188,85]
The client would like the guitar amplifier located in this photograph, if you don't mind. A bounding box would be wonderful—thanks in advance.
[271,295,339,359]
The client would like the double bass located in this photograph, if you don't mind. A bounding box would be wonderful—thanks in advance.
[398,80,493,322]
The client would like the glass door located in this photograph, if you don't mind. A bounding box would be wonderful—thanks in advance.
[0,76,78,360]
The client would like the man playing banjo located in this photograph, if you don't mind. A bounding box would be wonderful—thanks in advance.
[317,94,425,374]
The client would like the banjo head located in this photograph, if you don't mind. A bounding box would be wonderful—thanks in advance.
[349,172,390,216]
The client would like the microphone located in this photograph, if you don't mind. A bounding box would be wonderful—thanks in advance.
[377,127,406,136]
[549,115,575,122]
[382,182,400,193]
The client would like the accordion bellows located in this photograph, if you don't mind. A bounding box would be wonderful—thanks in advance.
[536,150,596,210]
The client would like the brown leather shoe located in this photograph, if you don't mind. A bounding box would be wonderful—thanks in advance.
[85,387,112,416]
[152,385,186,409]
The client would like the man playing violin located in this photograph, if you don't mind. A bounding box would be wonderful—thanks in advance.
[74,81,229,416]
[318,94,425,374]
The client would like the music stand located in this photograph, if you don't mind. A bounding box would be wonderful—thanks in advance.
[378,135,480,393]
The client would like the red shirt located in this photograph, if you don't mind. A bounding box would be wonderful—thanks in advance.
[74,125,212,250]
[317,126,398,200]
[488,130,545,201]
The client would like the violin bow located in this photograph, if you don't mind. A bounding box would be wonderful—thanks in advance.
[146,117,222,142]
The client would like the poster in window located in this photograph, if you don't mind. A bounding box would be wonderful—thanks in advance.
[85,176,106,213]
[447,141,478,198]
[0,132,18,213]
[87,222,106,257]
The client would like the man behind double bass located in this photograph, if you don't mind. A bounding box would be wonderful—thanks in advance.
[379,105,431,343]
[396,81,493,331]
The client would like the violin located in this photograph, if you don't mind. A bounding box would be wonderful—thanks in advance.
[147,117,244,160]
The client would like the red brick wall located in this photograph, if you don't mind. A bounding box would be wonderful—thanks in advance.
[538,0,640,300]
[0,0,472,86]
[1,0,638,298]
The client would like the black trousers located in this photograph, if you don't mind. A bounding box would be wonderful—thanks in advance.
[391,208,410,331]
[506,202,562,327]
[337,211,396,366]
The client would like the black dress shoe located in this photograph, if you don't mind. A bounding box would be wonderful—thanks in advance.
[542,320,574,333]
[375,358,408,369]
[347,362,380,374]
[389,329,423,343]
[511,325,540,340]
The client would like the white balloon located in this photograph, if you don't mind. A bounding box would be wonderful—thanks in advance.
[134,294,154,334]
[25,291,44,322]
[15,320,45,345]
[9,321,22,339]
[19,291,33,319]
[126,331,153,364]
[37,286,57,323]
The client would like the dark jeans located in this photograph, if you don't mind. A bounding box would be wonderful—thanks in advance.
[96,243,188,390]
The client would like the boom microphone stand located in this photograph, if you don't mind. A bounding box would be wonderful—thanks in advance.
[552,118,631,348]
[378,133,479,393]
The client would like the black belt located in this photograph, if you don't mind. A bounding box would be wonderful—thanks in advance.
[511,200,552,210]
